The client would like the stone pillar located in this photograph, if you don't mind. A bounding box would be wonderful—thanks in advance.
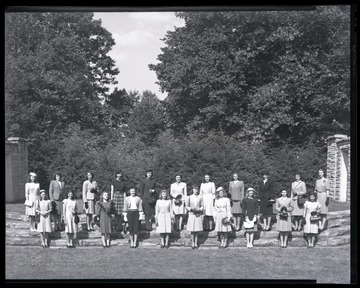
[326,134,348,202]
[5,137,29,203]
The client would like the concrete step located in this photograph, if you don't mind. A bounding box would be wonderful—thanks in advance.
[318,226,350,238]
[327,217,351,228]
[326,210,350,220]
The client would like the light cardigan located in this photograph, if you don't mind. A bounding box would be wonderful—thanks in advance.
[123,196,143,212]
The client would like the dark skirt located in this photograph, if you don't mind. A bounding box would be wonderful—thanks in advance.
[113,192,124,215]
[127,210,140,234]
[142,199,156,215]
[259,198,273,215]
[231,200,243,214]
[99,213,113,234]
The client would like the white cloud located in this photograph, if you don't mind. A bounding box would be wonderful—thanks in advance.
[112,30,156,47]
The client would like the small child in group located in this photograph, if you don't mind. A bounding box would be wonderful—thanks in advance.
[303,192,321,248]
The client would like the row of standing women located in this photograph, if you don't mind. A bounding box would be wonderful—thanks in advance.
[24,169,330,248]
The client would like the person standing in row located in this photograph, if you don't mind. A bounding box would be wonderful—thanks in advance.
[170,174,187,232]
[139,169,158,231]
[62,190,78,248]
[123,187,143,248]
[35,190,52,248]
[275,189,294,248]
[228,173,245,231]
[110,171,127,232]
[25,172,40,232]
[213,187,232,248]
[200,174,216,231]
[303,192,321,248]
[242,188,259,248]
[291,173,307,231]
[155,189,174,248]
[258,171,275,231]
[49,172,65,231]
[95,191,115,248]
[185,185,204,250]
[82,172,98,231]
[314,169,330,230]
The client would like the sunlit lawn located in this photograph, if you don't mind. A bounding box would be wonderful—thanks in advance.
[5,245,350,283]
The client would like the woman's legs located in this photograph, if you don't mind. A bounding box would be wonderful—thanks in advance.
[165,234,170,247]
[86,214,93,230]
[293,216,298,231]
[101,234,106,246]
[160,233,165,247]
[145,214,151,230]
[191,233,195,248]
[298,217,303,231]
[266,216,272,230]
[40,232,45,247]
[194,232,199,247]
[245,232,250,247]
[178,215,183,231]
[279,232,284,247]
[320,215,327,230]
[29,216,35,231]
[284,232,289,247]
[306,234,311,247]
[134,233,138,247]
[224,232,228,247]
[66,233,71,246]
[106,233,111,246]
[249,232,255,247]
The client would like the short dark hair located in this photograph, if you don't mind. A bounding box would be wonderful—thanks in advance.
[53,172,62,180]
[115,171,122,176]
[87,172,94,178]
[174,174,182,179]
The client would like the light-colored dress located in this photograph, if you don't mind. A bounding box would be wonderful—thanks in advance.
[35,200,52,233]
[25,182,40,216]
[63,198,78,234]
[214,197,232,232]
[229,180,244,214]
[315,177,330,214]
[275,197,294,232]
[185,194,204,232]
[200,182,216,216]
[170,182,187,215]
[303,201,321,234]
[82,180,98,214]
[155,199,172,233]
[291,180,307,216]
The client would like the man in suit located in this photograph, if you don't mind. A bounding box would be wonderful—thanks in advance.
[49,172,65,231]
[258,171,275,231]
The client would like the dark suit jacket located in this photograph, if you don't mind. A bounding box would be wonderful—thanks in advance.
[258,179,275,200]
[49,180,65,201]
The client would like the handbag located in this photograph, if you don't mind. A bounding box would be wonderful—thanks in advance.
[24,199,33,207]
[310,215,321,222]
[74,213,80,224]
[279,211,288,220]
[243,220,254,229]
[297,195,307,206]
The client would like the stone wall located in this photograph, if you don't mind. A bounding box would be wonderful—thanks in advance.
[326,134,350,203]
[5,137,28,203]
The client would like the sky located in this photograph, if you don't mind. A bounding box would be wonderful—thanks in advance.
[93,12,185,100]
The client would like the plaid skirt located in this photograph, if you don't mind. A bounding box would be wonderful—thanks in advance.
[113,192,124,215]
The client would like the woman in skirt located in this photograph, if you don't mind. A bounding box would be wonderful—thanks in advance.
[291,173,307,231]
[82,172,99,231]
[185,185,204,249]
[110,171,127,231]
[123,187,144,248]
[242,188,259,248]
[314,169,330,230]
[155,189,174,248]
[62,190,78,248]
[25,172,40,232]
[275,189,294,248]
[228,173,245,231]
[170,174,187,232]
[199,174,216,231]
[213,187,232,248]
[35,190,52,248]
[303,192,321,248]
[95,191,115,248]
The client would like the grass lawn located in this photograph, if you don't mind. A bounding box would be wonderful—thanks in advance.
[5,245,351,283]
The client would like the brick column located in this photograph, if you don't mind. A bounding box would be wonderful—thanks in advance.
[326,134,347,201]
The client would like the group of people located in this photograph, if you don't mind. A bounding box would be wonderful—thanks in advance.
[24,168,330,249]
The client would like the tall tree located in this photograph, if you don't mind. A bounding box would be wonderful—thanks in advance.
[5,12,119,187]
[127,90,166,145]
[149,6,350,143]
